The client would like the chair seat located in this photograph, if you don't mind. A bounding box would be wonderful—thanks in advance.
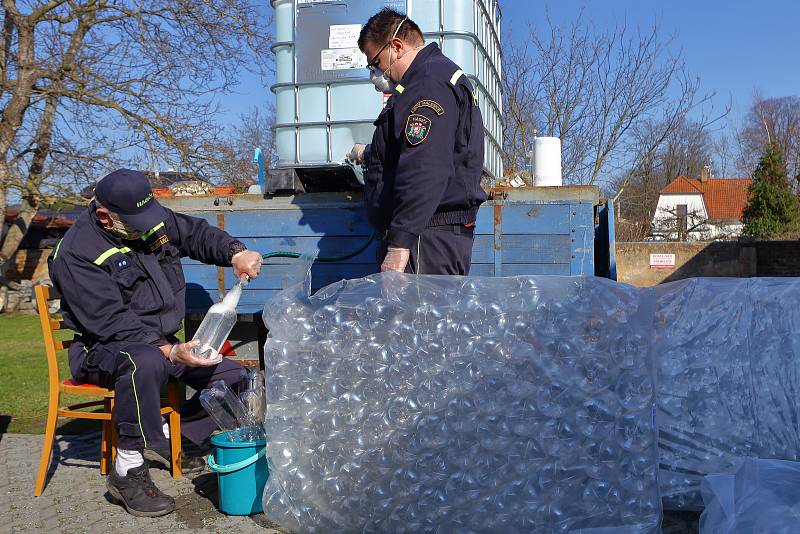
[61,379,114,397]
[220,339,236,357]
[62,379,96,387]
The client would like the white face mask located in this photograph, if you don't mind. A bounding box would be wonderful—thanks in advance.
[370,67,395,93]
[107,212,145,240]
[368,18,406,93]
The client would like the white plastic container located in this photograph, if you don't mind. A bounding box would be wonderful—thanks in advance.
[271,0,503,181]
[533,136,563,187]
[191,278,246,360]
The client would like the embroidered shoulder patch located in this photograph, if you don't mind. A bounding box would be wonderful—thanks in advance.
[405,114,432,145]
[411,99,445,116]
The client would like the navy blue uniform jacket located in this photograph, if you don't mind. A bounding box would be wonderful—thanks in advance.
[48,203,238,362]
[364,43,487,249]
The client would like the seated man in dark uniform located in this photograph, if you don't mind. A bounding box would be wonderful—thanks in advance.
[48,169,263,517]
[349,8,487,275]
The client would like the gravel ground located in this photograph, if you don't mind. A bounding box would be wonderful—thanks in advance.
[1,431,702,533]
[0,432,286,533]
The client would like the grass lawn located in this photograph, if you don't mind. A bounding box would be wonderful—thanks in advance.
[0,313,84,434]
[0,313,183,434]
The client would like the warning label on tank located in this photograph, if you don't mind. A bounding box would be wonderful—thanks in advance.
[321,48,367,71]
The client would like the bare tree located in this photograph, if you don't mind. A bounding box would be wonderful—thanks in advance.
[611,118,715,241]
[502,37,536,174]
[650,204,739,242]
[502,12,718,188]
[0,1,272,279]
[735,95,800,188]
[713,132,736,178]
[210,105,276,191]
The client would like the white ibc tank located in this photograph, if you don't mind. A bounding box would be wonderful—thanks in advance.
[271,0,503,181]
[533,136,562,187]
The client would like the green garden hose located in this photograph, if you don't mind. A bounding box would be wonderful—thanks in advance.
[261,234,375,263]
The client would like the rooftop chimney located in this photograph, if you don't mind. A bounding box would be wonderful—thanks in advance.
[700,165,711,183]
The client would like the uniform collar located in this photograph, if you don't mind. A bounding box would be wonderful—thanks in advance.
[88,201,111,238]
[397,42,440,89]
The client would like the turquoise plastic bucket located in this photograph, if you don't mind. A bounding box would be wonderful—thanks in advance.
[208,431,268,516]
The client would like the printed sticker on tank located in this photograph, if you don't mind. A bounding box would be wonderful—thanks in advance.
[321,48,367,70]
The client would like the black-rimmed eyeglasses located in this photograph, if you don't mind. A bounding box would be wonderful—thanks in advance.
[367,41,391,71]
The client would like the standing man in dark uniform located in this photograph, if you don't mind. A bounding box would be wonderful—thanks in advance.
[48,169,263,517]
[348,8,486,275]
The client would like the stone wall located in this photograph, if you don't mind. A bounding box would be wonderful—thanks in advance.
[751,241,800,276]
[617,240,800,287]
[1,248,56,314]
[0,280,59,315]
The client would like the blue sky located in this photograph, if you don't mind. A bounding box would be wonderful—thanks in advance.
[221,0,799,135]
[499,0,800,126]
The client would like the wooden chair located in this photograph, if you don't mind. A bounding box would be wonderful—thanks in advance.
[33,285,183,497]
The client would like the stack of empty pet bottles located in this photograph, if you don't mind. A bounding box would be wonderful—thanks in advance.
[200,369,266,442]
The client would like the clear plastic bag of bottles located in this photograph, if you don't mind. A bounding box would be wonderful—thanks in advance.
[261,271,662,533]
[654,277,800,510]
[700,458,800,533]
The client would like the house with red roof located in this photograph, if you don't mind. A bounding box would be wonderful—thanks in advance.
[652,168,751,240]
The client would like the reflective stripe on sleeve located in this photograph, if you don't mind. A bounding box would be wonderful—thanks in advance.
[140,221,165,241]
[93,246,132,266]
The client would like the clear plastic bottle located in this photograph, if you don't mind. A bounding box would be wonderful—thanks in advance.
[240,368,266,426]
[191,277,247,360]
[199,379,263,442]
[199,380,247,433]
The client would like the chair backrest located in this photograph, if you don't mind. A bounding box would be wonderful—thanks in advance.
[34,285,71,388]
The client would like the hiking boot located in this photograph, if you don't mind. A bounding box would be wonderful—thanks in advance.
[106,463,175,517]
[144,446,206,474]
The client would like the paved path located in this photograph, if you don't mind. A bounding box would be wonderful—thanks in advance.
[0,432,286,533]
[1,432,701,533]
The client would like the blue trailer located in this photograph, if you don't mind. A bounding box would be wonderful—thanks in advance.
[159,186,616,362]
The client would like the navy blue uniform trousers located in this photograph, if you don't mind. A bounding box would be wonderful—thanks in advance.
[379,225,475,275]
[70,341,244,451]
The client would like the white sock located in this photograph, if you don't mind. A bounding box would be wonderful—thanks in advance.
[162,420,170,439]
[115,449,144,477]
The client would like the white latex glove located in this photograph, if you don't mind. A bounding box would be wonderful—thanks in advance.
[381,246,410,273]
[380,270,412,302]
[347,143,367,165]
[232,250,262,280]
[160,341,220,367]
